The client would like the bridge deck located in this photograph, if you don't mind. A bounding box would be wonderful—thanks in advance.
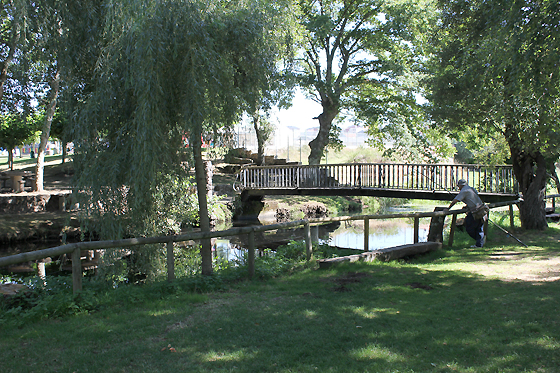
[237,163,519,203]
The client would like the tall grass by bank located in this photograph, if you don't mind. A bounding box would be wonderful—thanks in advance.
[1,222,559,372]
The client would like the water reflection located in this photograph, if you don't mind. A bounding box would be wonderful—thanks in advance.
[324,220,428,251]
[213,214,431,258]
[1,205,437,264]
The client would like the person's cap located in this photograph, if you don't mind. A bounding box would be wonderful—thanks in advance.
[457,179,467,186]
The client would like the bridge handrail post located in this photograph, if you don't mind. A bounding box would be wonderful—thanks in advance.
[358,164,362,187]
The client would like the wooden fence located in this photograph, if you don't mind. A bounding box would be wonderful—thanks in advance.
[238,163,519,194]
[0,199,524,294]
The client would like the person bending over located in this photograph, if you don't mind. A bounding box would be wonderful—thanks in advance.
[445,179,487,247]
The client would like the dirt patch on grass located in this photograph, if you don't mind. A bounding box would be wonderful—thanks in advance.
[462,248,560,283]
[327,271,372,292]
[405,282,433,290]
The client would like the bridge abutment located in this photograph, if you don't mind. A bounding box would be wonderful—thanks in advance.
[233,192,265,222]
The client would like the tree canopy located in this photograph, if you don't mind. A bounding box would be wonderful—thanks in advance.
[71,0,295,275]
[295,0,437,164]
[430,0,560,229]
[0,112,39,169]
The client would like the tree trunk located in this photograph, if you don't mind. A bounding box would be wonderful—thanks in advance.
[34,68,60,192]
[192,127,213,275]
[0,19,21,104]
[548,162,560,194]
[62,142,67,164]
[8,147,14,170]
[510,147,548,230]
[252,113,265,166]
[308,96,338,165]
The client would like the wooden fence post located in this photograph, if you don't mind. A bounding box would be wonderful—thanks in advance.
[448,213,457,247]
[364,217,370,252]
[248,229,255,278]
[167,241,175,282]
[304,222,313,260]
[509,205,515,229]
[72,248,82,294]
[413,217,420,243]
[37,260,47,286]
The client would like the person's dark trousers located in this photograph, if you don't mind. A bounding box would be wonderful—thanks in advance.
[465,213,485,247]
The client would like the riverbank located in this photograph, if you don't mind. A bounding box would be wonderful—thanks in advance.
[2,230,560,372]
[0,160,348,245]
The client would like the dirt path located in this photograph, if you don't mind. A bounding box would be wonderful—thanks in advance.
[461,248,560,283]
[446,225,560,283]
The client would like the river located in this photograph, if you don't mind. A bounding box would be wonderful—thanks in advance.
[0,203,438,267]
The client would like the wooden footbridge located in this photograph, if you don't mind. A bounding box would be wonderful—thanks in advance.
[236,163,519,203]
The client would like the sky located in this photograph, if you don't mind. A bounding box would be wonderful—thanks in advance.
[237,89,324,149]
[273,90,323,132]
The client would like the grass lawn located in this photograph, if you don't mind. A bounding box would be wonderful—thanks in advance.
[0,154,70,170]
[1,220,559,373]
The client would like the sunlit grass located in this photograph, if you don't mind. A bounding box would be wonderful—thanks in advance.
[2,220,560,372]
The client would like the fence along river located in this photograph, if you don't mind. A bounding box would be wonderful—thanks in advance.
[0,199,527,294]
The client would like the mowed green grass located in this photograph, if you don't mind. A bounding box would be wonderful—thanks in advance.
[1,223,560,373]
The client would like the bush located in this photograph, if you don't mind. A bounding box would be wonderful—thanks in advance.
[0,240,357,324]
[0,276,101,326]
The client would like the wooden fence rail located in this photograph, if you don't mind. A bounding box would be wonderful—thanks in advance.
[238,163,519,194]
[0,199,522,294]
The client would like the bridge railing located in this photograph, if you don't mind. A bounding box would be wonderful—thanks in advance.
[238,163,519,194]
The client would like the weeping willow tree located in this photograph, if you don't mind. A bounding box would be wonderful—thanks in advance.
[72,0,294,276]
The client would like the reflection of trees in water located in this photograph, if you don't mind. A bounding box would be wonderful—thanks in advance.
[332,219,412,237]
[218,216,431,253]
[0,240,67,260]
[224,221,342,251]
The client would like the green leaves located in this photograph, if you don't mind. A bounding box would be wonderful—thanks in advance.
[68,0,296,276]
[0,112,40,154]
[296,0,438,163]
[429,0,560,228]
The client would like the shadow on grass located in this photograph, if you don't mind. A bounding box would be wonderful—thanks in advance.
[1,249,559,372]
[151,263,558,372]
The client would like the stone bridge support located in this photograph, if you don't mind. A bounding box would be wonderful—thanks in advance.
[233,191,264,222]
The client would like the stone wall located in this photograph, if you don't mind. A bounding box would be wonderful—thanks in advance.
[0,192,71,214]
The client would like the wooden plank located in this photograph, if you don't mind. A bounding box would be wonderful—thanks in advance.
[448,213,457,247]
[72,248,82,294]
[317,242,442,269]
[509,205,515,229]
